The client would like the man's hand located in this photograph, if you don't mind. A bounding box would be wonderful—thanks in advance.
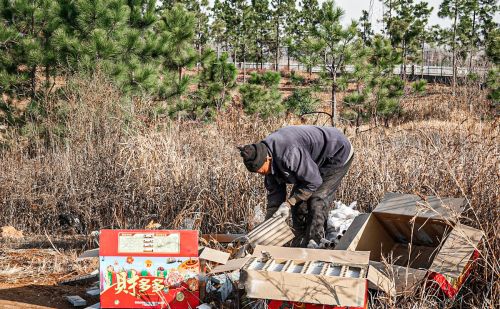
[272,201,291,218]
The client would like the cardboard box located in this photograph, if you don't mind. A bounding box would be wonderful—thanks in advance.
[240,245,394,308]
[99,230,200,308]
[335,192,483,297]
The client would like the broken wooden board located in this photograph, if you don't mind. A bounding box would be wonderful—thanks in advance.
[211,256,252,274]
[199,247,230,265]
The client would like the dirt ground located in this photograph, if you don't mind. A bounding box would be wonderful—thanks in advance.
[0,283,93,309]
[0,236,99,308]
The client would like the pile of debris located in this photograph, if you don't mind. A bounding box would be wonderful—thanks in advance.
[70,192,483,308]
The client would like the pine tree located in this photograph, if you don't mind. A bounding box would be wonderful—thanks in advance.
[161,0,211,72]
[293,37,323,81]
[1,0,62,100]
[198,52,237,110]
[359,10,374,45]
[344,35,404,128]
[438,0,465,96]
[288,0,320,78]
[157,3,197,92]
[249,0,273,69]
[270,0,295,71]
[381,0,432,83]
[313,0,357,126]
[211,0,232,58]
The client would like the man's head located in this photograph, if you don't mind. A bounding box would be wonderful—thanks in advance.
[238,143,272,175]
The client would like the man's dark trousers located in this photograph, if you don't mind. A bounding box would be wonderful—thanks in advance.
[265,154,354,246]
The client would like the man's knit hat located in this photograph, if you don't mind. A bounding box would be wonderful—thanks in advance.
[238,142,268,172]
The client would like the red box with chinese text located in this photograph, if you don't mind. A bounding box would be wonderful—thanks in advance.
[99,229,199,309]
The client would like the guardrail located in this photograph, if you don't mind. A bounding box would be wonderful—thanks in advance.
[235,62,489,78]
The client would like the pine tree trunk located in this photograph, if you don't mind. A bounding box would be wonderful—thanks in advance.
[402,40,407,83]
[30,8,36,99]
[243,43,246,82]
[178,67,182,83]
[260,46,264,70]
[421,40,425,79]
[31,65,36,99]
[234,48,237,67]
[287,50,290,71]
[45,64,50,94]
[275,21,279,71]
[331,67,337,126]
[468,10,476,76]
[452,1,458,97]
[388,0,393,41]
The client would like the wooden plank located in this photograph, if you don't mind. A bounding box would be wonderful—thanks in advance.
[200,234,246,243]
[199,247,230,265]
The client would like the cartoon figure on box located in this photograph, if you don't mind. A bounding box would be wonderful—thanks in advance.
[156,266,168,278]
[166,269,183,288]
[104,265,115,289]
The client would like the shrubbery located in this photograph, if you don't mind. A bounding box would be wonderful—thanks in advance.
[283,88,319,114]
[239,71,283,118]
[239,84,283,118]
[248,71,281,87]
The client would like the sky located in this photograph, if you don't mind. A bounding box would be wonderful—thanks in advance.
[335,0,451,31]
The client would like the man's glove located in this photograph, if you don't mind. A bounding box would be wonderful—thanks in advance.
[272,201,291,218]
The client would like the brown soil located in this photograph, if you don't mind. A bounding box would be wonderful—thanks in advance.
[0,237,99,308]
[0,283,94,309]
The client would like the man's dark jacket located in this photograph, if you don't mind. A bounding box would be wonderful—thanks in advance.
[262,125,352,208]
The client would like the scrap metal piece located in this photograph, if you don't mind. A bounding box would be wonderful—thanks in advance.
[246,217,294,247]
[206,274,234,302]
[66,295,87,307]
[86,287,100,297]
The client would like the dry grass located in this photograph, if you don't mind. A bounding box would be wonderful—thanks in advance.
[0,75,498,307]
